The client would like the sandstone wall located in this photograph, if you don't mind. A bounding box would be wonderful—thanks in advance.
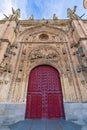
[0,19,87,103]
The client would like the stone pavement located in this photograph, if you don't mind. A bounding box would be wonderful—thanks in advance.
[9,119,81,130]
[0,103,87,130]
[0,119,87,130]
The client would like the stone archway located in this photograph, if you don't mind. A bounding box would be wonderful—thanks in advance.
[25,65,65,119]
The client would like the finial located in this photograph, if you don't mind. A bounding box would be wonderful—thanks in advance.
[67,6,80,20]
[29,15,34,20]
[53,13,58,20]
[3,8,20,21]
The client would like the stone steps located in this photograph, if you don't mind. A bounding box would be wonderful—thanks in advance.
[0,118,87,130]
[4,119,82,130]
[0,125,10,130]
[0,103,87,130]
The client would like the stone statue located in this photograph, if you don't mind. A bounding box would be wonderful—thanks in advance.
[53,13,58,20]
[4,8,20,21]
[82,57,87,68]
[29,15,34,20]
[67,6,80,20]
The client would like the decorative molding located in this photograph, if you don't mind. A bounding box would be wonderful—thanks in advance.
[0,39,11,44]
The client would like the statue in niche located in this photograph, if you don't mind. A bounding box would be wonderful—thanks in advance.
[53,13,58,20]
[77,47,85,57]
[67,6,80,20]
[82,57,87,68]
[4,8,20,21]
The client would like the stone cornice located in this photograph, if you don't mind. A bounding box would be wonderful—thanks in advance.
[0,19,87,26]
[0,19,69,26]
[19,19,69,26]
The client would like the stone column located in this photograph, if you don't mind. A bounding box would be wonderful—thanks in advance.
[0,41,9,64]
[0,21,16,64]
[72,20,85,42]
[72,20,87,56]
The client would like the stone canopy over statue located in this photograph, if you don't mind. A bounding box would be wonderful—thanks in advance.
[4,8,20,21]
[67,6,80,20]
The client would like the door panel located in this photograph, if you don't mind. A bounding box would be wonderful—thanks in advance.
[25,65,65,119]
[48,94,64,118]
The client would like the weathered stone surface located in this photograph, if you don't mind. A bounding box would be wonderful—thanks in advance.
[81,125,87,130]
[0,103,87,127]
[0,19,87,102]
[0,16,87,129]
[0,126,10,130]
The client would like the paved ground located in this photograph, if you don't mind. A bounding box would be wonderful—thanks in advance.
[8,119,81,130]
[0,103,87,130]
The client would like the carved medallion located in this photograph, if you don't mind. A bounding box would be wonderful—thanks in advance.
[39,33,49,41]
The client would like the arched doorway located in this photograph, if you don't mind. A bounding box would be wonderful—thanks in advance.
[25,65,65,119]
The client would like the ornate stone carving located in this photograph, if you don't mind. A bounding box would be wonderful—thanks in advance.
[82,57,87,69]
[29,15,34,20]
[39,34,49,41]
[77,47,85,57]
[29,47,59,63]
[76,65,82,73]
[11,43,18,49]
[53,13,58,20]
[4,8,20,21]
[67,6,80,20]
[46,52,57,59]
[0,45,13,73]
[62,48,67,55]
[20,25,67,43]
[30,49,43,60]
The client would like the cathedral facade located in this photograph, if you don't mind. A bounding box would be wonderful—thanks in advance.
[0,9,87,124]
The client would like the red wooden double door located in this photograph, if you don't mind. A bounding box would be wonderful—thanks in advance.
[25,65,65,119]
